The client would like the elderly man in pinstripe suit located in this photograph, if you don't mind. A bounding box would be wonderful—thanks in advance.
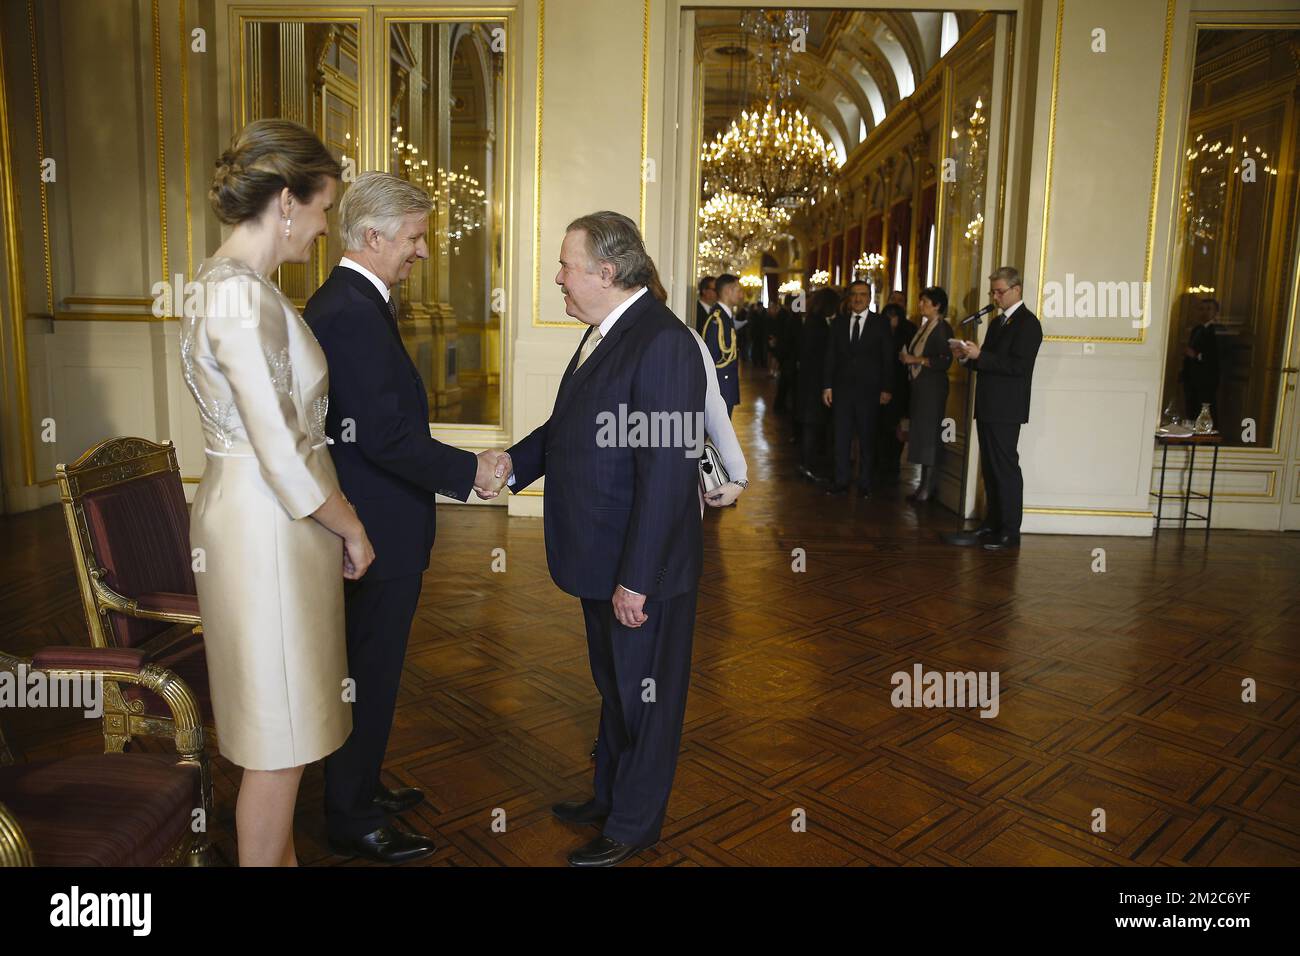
[505,211,706,867]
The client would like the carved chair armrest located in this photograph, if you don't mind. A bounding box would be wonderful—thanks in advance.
[88,570,202,627]
[0,647,205,761]
[0,802,34,867]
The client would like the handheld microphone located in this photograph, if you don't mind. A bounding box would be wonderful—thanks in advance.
[959,304,995,328]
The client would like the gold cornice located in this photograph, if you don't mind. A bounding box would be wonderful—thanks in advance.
[1040,0,1174,344]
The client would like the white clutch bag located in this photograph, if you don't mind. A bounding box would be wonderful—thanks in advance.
[698,442,730,495]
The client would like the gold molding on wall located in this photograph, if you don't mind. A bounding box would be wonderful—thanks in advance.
[531,0,545,326]
[639,0,650,235]
[1149,463,1278,499]
[180,0,194,279]
[152,0,169,283]
[0,18,35,486]
[27,0,52,319]
[1025,507,1152,518]
[1038,0,1175,345]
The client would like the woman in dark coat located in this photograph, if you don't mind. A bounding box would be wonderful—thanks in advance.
[899,286,953,502]
[876,302,917,483]
[795,287,839,480]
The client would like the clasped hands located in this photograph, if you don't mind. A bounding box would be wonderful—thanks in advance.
[474,449,512,499]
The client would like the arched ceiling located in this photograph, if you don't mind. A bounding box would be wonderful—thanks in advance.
[697,9,980,163]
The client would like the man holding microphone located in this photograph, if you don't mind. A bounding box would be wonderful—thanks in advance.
[945,267,1043,551]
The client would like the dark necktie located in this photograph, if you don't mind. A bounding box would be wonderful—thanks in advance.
[386,297,399,330]
[851,314,862,345]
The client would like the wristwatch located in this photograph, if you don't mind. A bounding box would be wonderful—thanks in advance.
[732,478,749,489]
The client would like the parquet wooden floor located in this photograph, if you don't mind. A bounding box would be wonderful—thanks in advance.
[2,368,1298,867]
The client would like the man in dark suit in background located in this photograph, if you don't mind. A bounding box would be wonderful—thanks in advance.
[306,172,511,863]
[703,273,742,416]
[945,266,1044,551]
[822,279,894,497]
[695,275,716,334]
[506,211,705,867]
[1182,296,1221,425]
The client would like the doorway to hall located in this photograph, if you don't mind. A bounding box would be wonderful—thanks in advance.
[685,8,1009,518]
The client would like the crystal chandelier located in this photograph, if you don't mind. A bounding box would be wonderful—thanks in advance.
[948,95,988,247]
[391,123,487,256]
[854,251,886,283]
[701,9,838,211]
[702,102,839,210]
[1181,131,1277,247]
[697,190,791,275]
[433,167,487,255]
[738,9,810,102]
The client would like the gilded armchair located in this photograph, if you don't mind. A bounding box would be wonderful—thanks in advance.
[56,436,212,752]
[0,646,212,866]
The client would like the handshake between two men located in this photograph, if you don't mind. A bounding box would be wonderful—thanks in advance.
[474,449,513,499]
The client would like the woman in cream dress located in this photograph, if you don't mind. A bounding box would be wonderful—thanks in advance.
[183,119,374,866]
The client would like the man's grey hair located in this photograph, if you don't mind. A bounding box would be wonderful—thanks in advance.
[566,211,654,289]
[339,171,433,250]
[989,266,1023,289]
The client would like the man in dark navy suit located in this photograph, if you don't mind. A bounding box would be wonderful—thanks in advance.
[1181,296,1221,425]
[822,279,894,497]
[306,172,511,863]
[946,266,1044,551]
[695,275,716,333]
[506,211,705,867]
[702,273,742,416]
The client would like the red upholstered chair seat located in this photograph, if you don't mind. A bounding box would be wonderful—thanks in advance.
[0,754,202,866]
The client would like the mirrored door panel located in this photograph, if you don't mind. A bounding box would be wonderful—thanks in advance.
[239,16,363,301]
[383,16,507,427]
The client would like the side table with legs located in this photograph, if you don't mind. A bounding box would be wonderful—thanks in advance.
[1152,432,1223,540]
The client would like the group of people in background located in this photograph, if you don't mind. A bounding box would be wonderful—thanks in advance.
[695,266,1043,554]
[695,274,956,502]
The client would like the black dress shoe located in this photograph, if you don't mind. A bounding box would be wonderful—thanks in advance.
[825,484,848,495]
[943,526,1000,546]
[983,533,1021,551]
[589,738,598,760]
[567,835,642,867]
[328,825,436,864]
[552,799,608,827]
[373,785,424,815]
